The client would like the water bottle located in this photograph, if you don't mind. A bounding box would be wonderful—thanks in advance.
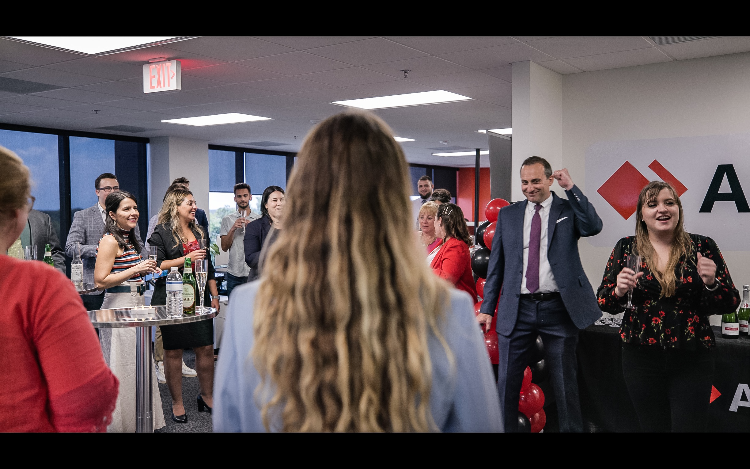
[166,267,183,318]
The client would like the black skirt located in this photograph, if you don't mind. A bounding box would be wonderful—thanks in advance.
[161,320,213,350]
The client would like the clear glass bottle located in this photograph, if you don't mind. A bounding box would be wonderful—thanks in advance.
[71,242,83,289]
[166,267,183,318]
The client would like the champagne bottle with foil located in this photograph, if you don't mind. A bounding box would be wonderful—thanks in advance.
[738,285,750,335]
[71,242,83,289]
[182,257,196,315]
[722,306,740,339]
[43,244,54,267]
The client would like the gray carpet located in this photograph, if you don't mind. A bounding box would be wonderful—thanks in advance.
[154,349,214,433]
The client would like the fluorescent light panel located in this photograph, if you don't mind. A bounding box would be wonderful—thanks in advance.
[162,113,272,127]
[433,150,489,157]
[394,137,414,142]
[478,128,512,135]
[332,90,471,110]
[10,37,182,55]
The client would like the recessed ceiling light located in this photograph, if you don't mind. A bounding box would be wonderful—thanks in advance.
[332,90,471,110]
[432,150,490,157]
[8,36,191,55]
[162,113,272,127]
[394,137,415,142]
[478,128,512,135]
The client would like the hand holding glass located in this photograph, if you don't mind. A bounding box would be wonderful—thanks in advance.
[148,246,158,263]
[625,254,641,310]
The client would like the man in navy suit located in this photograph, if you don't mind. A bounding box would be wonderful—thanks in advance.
[477,156,603,432]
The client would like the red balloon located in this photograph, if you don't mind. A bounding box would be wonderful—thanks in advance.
[474,300,483,317]
[527,383,545,415]
[483,222,496,251]
[522,366,532,392]
[529,409,547,433]
[485,198,510,223]
[476,278,486,299]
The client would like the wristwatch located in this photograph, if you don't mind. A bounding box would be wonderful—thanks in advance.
[211,294,220,300]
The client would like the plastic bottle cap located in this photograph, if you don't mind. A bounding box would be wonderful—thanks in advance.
[171,267,178,271]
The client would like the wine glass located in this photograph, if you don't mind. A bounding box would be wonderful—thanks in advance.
[195,259,208,315]
[238,209,246,236]
[625,254,641,310]
[24,245,36,261]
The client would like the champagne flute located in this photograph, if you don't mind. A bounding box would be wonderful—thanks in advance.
[625,254,641,310]
[195,259,208,314]
[238,209,246,236]
[148,246,158,263]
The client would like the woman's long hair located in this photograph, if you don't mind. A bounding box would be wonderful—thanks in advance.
[437,203,472,246]
[104,191,142,254]
[634,181,693,298]
[157,188,204,249]
[252,110,454,432]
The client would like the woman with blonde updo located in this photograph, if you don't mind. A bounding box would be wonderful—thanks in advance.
[0,145,118,432]
[214,111,502,432]
[417,201,442,263]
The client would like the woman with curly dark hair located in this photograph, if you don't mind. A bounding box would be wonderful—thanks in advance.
[430,203,477,304]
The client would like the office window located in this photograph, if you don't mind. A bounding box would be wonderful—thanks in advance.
[70,137,115,215]
[208,149,237,246]
[0,129,60,234]
[245,152,287,194]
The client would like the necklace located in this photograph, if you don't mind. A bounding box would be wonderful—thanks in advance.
[421,233,437,246]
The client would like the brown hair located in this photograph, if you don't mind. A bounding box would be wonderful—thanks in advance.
[252,110,453,432]
[634,181,693,298]
[437,203,472,246]
[0,145,31,216]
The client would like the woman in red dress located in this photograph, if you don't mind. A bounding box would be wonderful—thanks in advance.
[430,203,478,303]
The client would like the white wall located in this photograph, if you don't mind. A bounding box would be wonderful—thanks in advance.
[560,51,750,291]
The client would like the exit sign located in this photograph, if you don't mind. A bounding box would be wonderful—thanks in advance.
[143,60,181,93]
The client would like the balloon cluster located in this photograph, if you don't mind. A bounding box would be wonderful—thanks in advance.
[472,198,510,366]
[516,336,547,433]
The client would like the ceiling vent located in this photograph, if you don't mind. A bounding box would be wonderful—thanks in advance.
[241,141,288,147]
[650,36,717,46]
[95,125,153,133]
[0,77,65,94]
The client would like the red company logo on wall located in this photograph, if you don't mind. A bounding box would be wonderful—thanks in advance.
[597,160,688,220]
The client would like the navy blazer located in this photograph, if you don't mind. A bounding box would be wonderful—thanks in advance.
[243,216,271,274]
[480,186,603,335]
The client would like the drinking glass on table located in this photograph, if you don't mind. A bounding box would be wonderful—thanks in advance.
[24,245,36,261]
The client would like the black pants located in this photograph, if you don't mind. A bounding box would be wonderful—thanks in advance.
[622,345,714,432]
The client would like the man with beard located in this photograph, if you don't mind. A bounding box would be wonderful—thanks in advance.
[412,175,433,230]
[220,183,259,297]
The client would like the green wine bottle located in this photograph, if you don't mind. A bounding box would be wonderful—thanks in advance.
[43,244,54,268]
[722,308,740,339]
[738,285,750,335]
[182,257,196,315]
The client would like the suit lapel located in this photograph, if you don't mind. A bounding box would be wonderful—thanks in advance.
[510,200,527,255]
[547,192,563,249]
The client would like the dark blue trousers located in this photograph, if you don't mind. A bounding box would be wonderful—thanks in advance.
[496,295,583,432]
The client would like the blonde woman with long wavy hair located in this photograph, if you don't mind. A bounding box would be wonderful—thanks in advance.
[213,110,502,432]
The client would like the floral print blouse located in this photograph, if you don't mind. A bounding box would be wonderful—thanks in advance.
[596,234,739,350]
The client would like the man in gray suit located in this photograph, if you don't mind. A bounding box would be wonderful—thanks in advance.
[66,172,142,312]
[477,156,603,432]
[26,209,65,275]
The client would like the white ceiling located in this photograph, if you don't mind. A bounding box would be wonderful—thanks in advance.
[2,36,750,167]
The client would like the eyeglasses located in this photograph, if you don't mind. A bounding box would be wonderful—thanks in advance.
[97,186,120,193]
[26,196,35,211]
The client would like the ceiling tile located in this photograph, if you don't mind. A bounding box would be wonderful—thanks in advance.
[407,70,510,92]
[1,66,104,87]
[166,36,295,61]
[302,67,400,88]
[182,62,283,84]
[30,88,125,105]
[0,38,83,65]
[522,36,654,59]
[306,37,429,66]
[656,36,750,60]
[564,47,673,72]
[237,51,352,76]
[45,56,143,80]
[536,60,583,75]
[257,36,372,50]
[385,36,519,55]
[360,55,472,79]
[439,42,554,69]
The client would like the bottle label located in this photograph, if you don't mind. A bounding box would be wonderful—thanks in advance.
[183,284,195,309]
[166,280,182,292]
[184,268,192,274]
[722,322,740,336]
[71,264,83,282]
[741,320,749,334]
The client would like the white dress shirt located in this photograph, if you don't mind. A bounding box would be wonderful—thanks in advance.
[521,194,559,294]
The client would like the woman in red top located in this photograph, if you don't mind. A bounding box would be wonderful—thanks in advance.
[0,145,118,432]
[431,203,478,303]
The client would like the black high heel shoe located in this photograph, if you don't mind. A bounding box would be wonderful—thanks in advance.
[197,394,212,414]
[172,411,188,423]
